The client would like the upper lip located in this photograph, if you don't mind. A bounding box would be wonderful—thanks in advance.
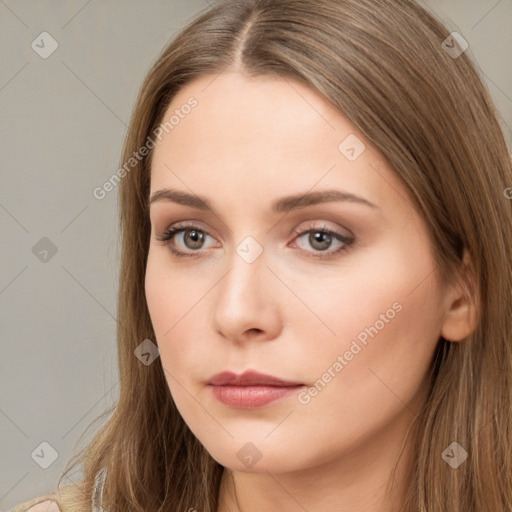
[207,370,303,387]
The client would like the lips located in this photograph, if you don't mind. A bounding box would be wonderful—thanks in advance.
[207,370,304,409]
[207,370,303,387]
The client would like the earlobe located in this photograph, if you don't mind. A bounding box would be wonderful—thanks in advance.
[440,249,480,342]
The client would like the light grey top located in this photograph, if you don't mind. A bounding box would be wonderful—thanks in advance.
[91,468,107,512]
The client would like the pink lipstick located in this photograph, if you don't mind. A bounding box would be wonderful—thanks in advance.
[207,370,304,409]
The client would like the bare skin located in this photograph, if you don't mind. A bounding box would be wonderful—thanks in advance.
[145,71,477,512]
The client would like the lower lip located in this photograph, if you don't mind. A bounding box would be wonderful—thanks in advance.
[209,385,303,409]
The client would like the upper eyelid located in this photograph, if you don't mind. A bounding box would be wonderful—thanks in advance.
[158,220,349,235]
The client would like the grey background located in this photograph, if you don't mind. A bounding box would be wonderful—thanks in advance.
[0,0,510,509]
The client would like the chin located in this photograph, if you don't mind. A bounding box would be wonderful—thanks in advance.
[199,434,320,475]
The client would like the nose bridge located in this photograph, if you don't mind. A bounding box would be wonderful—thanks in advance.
[211,234,279,340]
[220,237,267,305]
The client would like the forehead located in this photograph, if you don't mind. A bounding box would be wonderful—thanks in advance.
[154,72,356,161]
[149,72,410,217]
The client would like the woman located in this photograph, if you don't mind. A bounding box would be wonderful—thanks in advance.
[13,0,512,510]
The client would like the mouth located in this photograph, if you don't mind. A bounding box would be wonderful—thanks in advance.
[206,370,305,409]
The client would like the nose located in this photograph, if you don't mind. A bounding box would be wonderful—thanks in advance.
[211,246,282,344]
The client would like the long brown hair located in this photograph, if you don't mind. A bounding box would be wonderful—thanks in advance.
[53,0,512,510]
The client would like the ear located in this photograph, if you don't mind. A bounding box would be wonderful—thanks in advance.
[440,249,479,342]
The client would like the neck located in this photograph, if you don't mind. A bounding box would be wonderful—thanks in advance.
[217,409,419,512]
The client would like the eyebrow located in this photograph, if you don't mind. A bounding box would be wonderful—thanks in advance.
[148,188,379,213]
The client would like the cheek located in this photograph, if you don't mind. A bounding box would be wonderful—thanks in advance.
[144,250,214,394]
[297,286,441,459]
[292,238,444,420]
[145,257,215,443]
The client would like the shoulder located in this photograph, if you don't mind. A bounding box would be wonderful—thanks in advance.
[8,494,60,512]
[9,483,89,512]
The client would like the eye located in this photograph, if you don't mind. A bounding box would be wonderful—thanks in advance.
[290,223,354,259]
[155,222,216,257]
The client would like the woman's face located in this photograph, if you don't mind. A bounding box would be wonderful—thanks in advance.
[145,71,451,473]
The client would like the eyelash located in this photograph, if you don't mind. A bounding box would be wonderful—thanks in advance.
[155,222,355,260]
